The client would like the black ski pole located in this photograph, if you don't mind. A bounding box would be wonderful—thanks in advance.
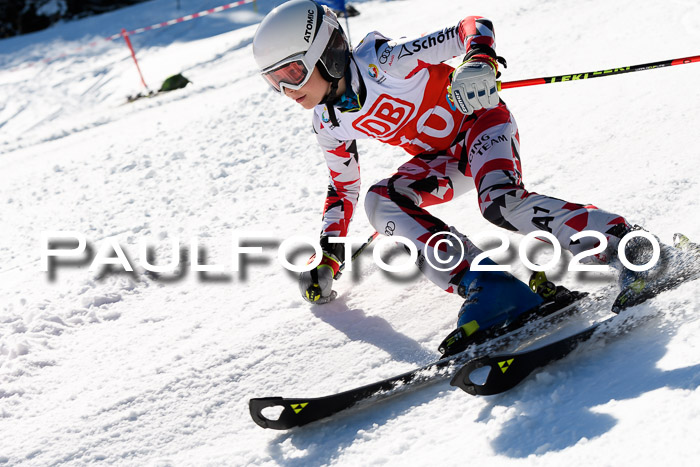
[306,232,378,304]
[498,53,700,90]
[337,231,379,275]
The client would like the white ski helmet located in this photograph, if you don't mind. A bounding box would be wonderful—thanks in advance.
[253,0,350,94]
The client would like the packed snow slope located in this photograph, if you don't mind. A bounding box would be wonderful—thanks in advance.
[1,0,700,465]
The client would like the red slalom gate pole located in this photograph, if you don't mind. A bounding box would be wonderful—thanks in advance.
[497,53,700,91]
[121,28,149,90]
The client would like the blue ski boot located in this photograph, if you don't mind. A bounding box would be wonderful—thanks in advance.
[438,258,545,358]
[457,266,544,331]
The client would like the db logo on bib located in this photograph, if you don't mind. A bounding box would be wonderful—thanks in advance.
[353,94,415,139]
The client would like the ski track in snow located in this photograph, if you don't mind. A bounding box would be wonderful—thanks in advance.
[1,0,700,465]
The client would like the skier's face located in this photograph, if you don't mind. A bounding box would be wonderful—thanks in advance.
[283,66,330,109]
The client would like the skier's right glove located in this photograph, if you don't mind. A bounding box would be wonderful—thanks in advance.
[299,236,344,304]
[449,59,499,115]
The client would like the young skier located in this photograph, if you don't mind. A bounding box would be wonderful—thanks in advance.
[252,0,692,347]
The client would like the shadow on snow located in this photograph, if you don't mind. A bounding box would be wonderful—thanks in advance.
[483,306,700,458]
[260,301,700,464]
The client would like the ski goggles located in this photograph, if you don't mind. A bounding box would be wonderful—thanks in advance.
[260,14,338,94]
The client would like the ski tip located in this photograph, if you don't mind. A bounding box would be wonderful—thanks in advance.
[249,397,321,430]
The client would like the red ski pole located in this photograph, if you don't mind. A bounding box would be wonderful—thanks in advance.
[121,28,149,90]
[498,53,700,91]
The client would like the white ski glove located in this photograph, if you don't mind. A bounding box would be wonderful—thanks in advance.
[449,61,499,115]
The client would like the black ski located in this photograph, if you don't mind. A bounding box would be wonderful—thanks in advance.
[251,235,699,428]
[250,291,590,430]
[450,309,658,395]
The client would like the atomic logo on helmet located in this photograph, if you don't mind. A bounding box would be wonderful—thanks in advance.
[253,0,350,95]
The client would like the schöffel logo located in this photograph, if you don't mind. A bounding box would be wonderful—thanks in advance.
[352,94,415,139]
[303,9,314,43]
[398,27,457,59]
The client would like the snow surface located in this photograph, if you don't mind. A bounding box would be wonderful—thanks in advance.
[1,0,700,465]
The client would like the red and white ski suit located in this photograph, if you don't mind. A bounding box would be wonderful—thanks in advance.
[313,17,629,293]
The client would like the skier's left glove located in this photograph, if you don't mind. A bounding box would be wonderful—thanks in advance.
[449,60,499,115]
[299,236,344,304]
